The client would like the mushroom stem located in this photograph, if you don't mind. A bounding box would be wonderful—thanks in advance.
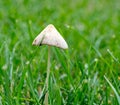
[46,45,51,89]
[44,45,51,105]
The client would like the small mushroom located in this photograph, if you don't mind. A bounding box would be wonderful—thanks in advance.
[32,24,68,105]
[32,24,68,49]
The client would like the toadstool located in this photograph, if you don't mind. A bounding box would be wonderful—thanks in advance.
[32,24,68,105]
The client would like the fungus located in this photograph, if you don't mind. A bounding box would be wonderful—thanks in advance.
[32,24,68,104]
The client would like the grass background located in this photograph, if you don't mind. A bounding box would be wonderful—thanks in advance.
[0,0,120,104]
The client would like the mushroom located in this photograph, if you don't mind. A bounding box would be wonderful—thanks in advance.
[32,24,68,104]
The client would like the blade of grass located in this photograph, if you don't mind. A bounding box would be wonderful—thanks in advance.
[104,75,120,105]
[26,66,39,104]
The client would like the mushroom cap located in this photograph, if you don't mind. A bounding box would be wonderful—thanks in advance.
[32,24,68,49]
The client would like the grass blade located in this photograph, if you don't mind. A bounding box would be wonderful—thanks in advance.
[104,75,120,105]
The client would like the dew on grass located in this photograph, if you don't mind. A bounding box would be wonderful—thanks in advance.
[2,64,8,70]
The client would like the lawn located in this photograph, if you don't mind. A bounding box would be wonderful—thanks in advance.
[0,0,120,105]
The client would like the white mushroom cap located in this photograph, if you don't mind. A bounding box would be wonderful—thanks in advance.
[32,24,68,49]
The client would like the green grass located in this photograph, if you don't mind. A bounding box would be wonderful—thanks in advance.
[0,0,120,105]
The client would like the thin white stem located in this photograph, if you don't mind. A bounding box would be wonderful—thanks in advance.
[44,46,51,105]
[46,46,50,88]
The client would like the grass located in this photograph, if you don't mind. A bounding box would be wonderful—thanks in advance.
[0,0,120,104]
